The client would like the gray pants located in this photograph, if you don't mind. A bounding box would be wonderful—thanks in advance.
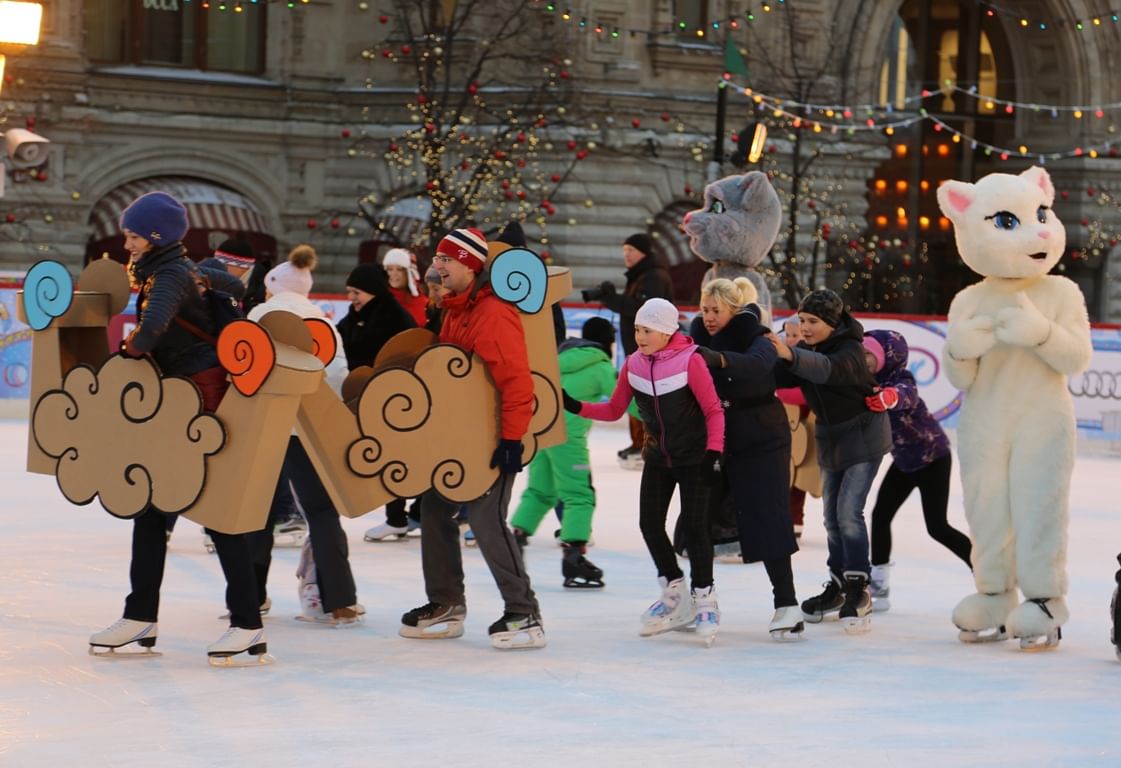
[420,475,539,617]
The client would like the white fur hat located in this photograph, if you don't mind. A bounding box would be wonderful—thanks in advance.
[383,248,421,296]
[634,298,680,336]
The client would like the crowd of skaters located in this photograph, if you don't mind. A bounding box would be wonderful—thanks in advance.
[83,188,1119,664]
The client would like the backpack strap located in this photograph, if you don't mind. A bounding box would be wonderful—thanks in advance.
[174,315,217,346]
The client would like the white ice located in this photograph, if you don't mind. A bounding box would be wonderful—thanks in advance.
[1,418,1119,767]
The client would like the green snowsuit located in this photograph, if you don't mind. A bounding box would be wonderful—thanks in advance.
[511,340,617,543]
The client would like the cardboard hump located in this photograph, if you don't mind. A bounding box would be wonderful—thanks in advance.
[76,258,131,316]
[374,328,438,369]
[257,310,314,353]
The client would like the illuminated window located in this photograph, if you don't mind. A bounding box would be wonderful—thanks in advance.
[938,29,998,113]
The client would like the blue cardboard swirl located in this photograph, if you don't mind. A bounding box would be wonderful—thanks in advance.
[489,247,547,314]
[23,260,74,331]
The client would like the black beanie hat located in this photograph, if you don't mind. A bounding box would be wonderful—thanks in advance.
[582,317,616,353]
[347,263,389,296]
[624,233,653,258]
[496,221,527,248]
[798,289,844,328]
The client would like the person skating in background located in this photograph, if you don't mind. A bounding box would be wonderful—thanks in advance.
[1112,554,1121,660]
[581,232,673,471]
[247,245,364,627]
[400,227,545,650]
[776,316,810,540]
[333,263,421,543]
[565,298,725,645]
[511,317,617,589]
[862,330,972,612]
[382,248,429,328]
[89,191,266,665]
[691,277,803,641]
[769,289,890,634]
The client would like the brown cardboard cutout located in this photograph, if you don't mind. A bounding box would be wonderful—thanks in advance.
[31,355,225,517]
[782,403,823,498]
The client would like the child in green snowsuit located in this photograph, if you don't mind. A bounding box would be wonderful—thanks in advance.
[511,317,617,588]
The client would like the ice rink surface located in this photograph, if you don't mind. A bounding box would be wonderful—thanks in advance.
[1,418,1118,767]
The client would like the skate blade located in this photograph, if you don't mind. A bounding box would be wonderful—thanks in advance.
[957,626,1008,644]
[399,621,465,640]
[1115,646,1120,662]
[491,627,546,650]
[770,626,807,643]
[801,610,839,624]
[563,579,605,590]
[617,457,644,471]
[700,632,717,648]
[294,615,364,629]
[842,616,872,634]
[1018,628,1061,652]
[208,651,274,668]
[640,617,695,637]
[363,535,409,543]
[272,534,306,549]
[89,646,161,658]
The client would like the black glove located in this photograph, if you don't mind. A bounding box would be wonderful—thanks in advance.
[490,438,525,475]
[696,347,724,369]
[562,390,582,415]
[599,280,617,298]
[700,450,723,486]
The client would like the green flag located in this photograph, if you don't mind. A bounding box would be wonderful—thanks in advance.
[724,38,748,76]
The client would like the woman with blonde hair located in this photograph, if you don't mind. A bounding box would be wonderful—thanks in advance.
[690,276,803,641]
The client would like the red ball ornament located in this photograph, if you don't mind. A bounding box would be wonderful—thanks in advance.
[515,132,525,142]
[540,199,551,209]
[4,214,15,224]
[767,144,776,153]
[902,254,913,268]
[424,122,436,134]
[401,45,412,55]
[504,191,514,200]
[35,171,47,182]
[306,219,317,229]
[501,179,511,189]
[1111,148,1118,158]
[559,70,571,80]
[730,133,740,143]
[330,218,341,229]
[807,200,816,210]
[25,116,35,129]
[460,160,470,170]
[848,240,859,250]
[1087,187,1096,197]
[382,49,393,58]
[1081,218,1090,227]
[575,149,588,160]
[660,112,671,122]
[517,190,526,200]
[341,128,351,138]
[566,140,577,150]
[631,118,641,128]
[1060,190,1069,200]
[417,94,427,105]
[379,14,388,23]
[550,174,561,183]
[821,223,831,238]
[516,159,526,168]
[388,142,399,152]
[536,117,547,128]
[863,255,874,268]
[494,149,507,160]
[684,185,693,196]
[468,82,479,95]
[540,250,551,262]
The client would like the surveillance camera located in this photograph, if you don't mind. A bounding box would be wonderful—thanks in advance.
[4,127,50,168]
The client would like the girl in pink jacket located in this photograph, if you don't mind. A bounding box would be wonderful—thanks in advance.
[564,298,725,645]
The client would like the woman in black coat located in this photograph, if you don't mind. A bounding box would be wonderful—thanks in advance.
[336,263,417,371]
[691,276,803,641]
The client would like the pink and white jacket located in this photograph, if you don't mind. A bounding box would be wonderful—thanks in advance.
[581,333,724,467]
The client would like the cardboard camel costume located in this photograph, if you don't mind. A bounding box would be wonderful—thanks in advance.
[937,166,1091,650]
[21,246,570,535]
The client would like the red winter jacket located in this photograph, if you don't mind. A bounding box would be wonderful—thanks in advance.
[389,285,428,328]
[439,280,534,441]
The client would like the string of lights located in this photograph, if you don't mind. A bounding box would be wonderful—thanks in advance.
[970,0,1121,31]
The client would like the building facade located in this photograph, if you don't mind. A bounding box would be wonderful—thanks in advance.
[1,0,1119,317]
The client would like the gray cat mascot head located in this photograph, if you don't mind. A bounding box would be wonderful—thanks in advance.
[682,170,781,317]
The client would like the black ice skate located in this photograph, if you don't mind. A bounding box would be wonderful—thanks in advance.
[801,575,844,623]
[1113,555,1121,661]
[839,574,872,634]
[488,612,546,650]
[88,618,160,658]
[399,602,466,639]
[207,627,272,667]
[561,542,604,589]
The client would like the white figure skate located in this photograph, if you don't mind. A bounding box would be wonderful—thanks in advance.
[89,618,160,658]
[639,577,695,637]
[692,586,720,648]
[207,627,272,667]
[769,605,806,642]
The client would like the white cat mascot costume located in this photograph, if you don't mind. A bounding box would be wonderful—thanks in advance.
[937,166,1091,651]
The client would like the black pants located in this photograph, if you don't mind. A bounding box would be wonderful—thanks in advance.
[640,462,713,590]
[124,508,262,630]
[385,497,422,528]
[251,437,357,612]
[870,454,972,569]
[248,458,300,603]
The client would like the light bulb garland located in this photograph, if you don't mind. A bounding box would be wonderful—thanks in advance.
[972,1,1121,32]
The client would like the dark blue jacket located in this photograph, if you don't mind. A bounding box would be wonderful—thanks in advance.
[126,242,220,377]
[690,311,790,457]
[866,329,951,473]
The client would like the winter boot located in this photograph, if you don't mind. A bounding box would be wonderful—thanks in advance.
[769,605,806,642]
[640,577,695,636]
[488,612,546,650]
[89,618,159,657]
[692,586,720,647]
[870,562,892,613]
[801,574,844,623]
[839,573,872,633]
[399,602,466,639]
[561,542,604,589]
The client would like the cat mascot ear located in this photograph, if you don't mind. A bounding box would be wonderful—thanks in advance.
[1019,166,1055,206]
[936,180,975,226]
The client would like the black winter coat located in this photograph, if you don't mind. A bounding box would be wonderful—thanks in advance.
[602,255,673,355]
[336,293,418,370]
[773,312,890,471]
[690,312,790,457]
[127,242,221,377]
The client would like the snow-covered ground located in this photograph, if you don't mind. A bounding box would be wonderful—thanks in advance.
[1,417,1118,767]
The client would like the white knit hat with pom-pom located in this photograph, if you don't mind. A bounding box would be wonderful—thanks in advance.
[266,244,318,297]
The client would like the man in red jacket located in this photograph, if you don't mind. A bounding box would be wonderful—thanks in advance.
[399,227,545,650]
